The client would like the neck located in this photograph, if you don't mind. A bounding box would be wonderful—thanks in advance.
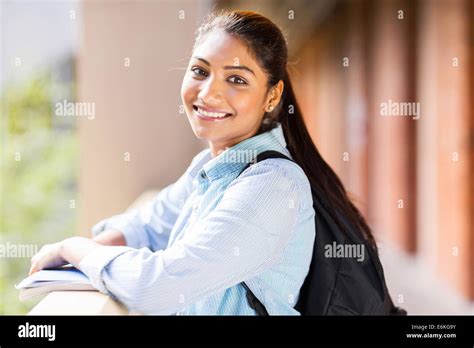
[208,132,259,158]
[208,142,230,158]
[207,124,265,158]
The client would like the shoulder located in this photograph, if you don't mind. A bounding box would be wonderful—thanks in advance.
[240,156,310,189]
[232,156,313,210]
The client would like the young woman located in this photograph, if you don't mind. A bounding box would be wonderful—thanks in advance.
[29,10,377,315]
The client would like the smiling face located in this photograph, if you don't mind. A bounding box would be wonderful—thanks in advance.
[181,29,282,157]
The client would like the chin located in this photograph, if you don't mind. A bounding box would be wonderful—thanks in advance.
[187,118,216,138]
[192,128,230,147]
[188,123,213,141]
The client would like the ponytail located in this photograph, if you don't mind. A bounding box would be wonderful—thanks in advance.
[278,71,377,249]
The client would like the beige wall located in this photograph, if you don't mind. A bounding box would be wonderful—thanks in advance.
[77,0,211,234]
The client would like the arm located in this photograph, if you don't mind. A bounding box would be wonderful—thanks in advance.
[92,229,126,246]
[30,181,189,274]
[91,149,209,251]
[91,181,187,251]
[29,150,210,275]
[77,162,303,314]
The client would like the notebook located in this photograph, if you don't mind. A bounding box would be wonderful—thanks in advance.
[15,265,95,301]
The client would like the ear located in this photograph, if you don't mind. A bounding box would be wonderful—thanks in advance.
[264,80,284,112]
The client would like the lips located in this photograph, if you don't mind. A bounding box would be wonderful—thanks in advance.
[193,105,233,120]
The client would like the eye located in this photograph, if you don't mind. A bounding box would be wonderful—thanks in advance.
[227,76,247,85]
[191,66,208,77]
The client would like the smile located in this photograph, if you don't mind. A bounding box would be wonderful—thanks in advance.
[193,105,233,121]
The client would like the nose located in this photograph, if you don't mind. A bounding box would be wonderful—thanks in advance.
[197,76,223,105]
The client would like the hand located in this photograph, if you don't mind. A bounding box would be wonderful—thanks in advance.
[29,242,67,275]
[92,229,127,246]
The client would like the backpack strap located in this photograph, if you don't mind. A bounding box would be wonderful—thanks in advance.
[238,150,293,316]
[241,282,269,316]
[246,150,292,168]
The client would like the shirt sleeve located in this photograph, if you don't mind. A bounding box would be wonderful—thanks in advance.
[79,161,302,315]
[90,149,209,251]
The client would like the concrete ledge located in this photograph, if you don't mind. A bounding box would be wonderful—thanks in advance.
[28,291,128,315]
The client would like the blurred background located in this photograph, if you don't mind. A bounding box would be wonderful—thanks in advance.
[1,0,473,314]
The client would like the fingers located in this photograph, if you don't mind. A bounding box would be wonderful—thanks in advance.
[28,242,69,277]
[29,246,46,276]
[29,256,41,276]
[29,256,39,275]
[29,243,67,276]
[28,265,37,276]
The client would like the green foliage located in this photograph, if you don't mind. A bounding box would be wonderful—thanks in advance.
[0,71,78,314]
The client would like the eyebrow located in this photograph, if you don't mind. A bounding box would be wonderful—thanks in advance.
[193,56,255,76]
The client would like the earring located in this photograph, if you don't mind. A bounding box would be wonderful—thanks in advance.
[267,105,273,112]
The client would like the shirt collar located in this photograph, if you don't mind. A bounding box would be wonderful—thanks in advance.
[197,122,289,183]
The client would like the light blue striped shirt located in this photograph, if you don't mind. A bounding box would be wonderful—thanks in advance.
[80,123,315,315]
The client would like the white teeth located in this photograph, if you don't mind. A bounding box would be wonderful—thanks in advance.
[197,107,229,118]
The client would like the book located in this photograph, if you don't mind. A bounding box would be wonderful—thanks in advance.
[15,265,95,301]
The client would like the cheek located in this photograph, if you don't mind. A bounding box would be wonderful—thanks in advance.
[228,90,263,117]
[180,78,198,106]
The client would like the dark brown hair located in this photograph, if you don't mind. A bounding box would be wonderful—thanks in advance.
[194,10,377,249]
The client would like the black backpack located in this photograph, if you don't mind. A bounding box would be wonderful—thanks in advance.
[239,150,407,315]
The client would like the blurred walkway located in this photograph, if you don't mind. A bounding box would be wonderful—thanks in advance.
[379,238,474,315]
